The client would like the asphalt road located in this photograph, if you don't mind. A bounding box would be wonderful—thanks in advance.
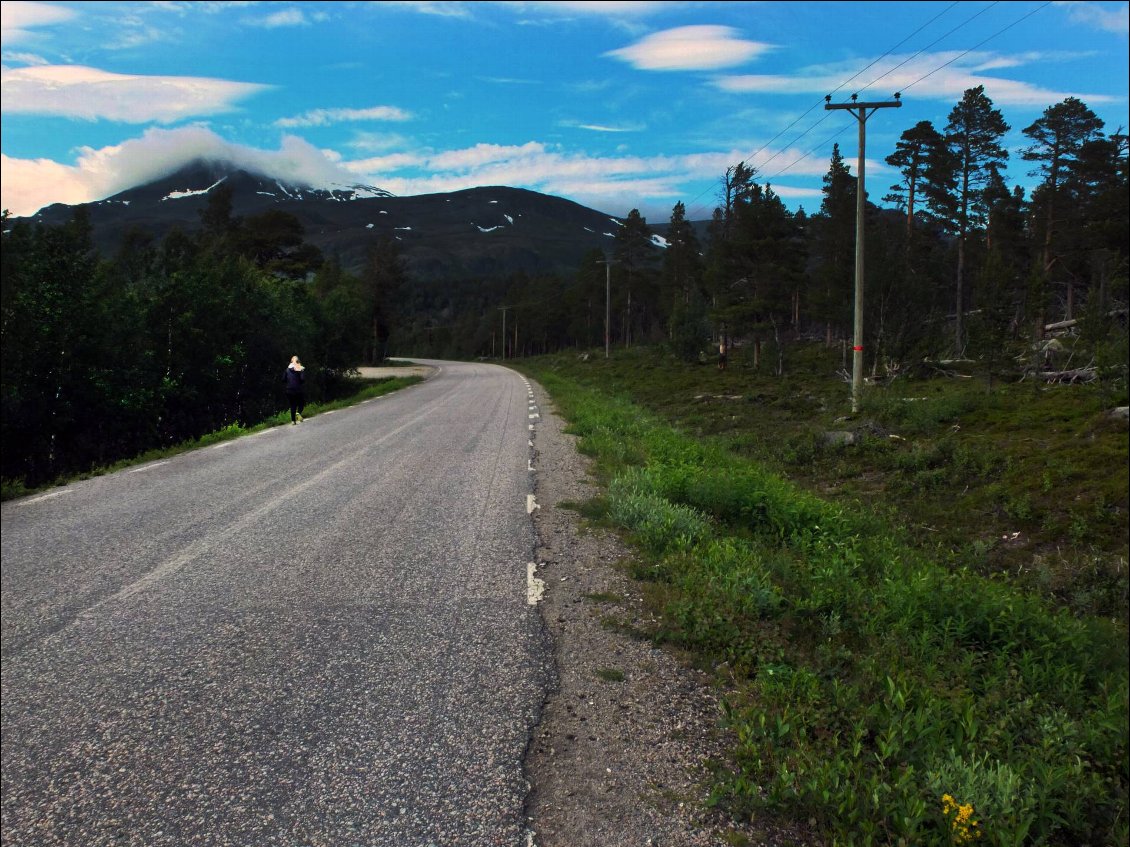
[1,361,551,847]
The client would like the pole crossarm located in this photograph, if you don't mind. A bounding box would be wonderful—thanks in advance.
[824,101,904,112]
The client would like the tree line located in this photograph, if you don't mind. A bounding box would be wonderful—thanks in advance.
[399,88,1127,387]
[1,186,405,488]
[3,87,1126,489]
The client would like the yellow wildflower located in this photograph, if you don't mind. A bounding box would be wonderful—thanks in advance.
[942,794,981,843]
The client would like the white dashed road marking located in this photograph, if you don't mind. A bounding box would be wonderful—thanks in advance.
[129,461,169,474]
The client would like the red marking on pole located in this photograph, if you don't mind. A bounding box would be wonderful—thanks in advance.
[853,346,864,351]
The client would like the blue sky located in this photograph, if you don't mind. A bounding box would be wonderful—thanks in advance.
[2,1,1127,222]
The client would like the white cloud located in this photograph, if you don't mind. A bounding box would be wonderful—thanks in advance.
[606,25,775,71]
[0,127,358,216]
[0,64,270,122]
[714,51,1118,107]
[274,105,413,128]
[0,1,75,45]
[1,126,834,220]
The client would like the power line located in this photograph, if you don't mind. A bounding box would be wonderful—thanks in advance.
[761,1,1050,186]
[684,1,963,220]
[901,1,1052,94]
[854,1,1000,100]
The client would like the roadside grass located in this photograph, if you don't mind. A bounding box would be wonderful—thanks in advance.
[520,344,1128,623]
[516,353,1128,847]
[0,376,422,501]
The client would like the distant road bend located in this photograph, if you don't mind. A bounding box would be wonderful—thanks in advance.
[1,360,551,846]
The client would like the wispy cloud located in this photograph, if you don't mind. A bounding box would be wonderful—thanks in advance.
[0,1,76,45]
[245,8,310,28]
[382,1,477,19]
[606,25,775,72]
[0,125,860,220]
[561,120,644,133]
[1056,0,1130,34]
[1,50,50,65]
[713,51,1118,106]
[274,105,413,128]
[341,137,831,217]
[346,131,413,153]
[1,64,270,122]
[508,1,672,18]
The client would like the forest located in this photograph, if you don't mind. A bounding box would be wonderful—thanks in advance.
[2,86,1127,492]
[402,88,1127,381]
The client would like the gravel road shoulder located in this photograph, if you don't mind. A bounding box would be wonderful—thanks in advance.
[523,378,807,847]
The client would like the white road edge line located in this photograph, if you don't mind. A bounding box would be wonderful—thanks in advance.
[526,562,546,606]
[17,490,72,506]
[128,461,169,474]
[527,494,539,514]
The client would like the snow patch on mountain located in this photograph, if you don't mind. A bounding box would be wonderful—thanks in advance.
[163,177,226,201]
[650,234,669,249]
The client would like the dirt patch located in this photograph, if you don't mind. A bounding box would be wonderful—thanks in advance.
[524,379,805,846]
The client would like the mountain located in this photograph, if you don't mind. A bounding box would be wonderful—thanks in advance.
[16,160,667,280]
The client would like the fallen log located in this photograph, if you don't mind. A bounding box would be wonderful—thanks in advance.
[1044,307,1128,332]
[1030,367,1097,384]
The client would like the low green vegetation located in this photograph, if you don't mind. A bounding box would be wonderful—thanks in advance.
[595,667,626,683]
[518,345,1128,846]
[0,375,420,501]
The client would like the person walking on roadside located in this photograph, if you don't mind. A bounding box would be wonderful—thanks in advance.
[285,355,306,424]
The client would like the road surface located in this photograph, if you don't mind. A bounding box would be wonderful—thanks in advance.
[1,360,550,846]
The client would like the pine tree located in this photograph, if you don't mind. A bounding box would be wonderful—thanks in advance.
[940,85,1010,354]
[362,237,406,364]
[661,201,705,353]
[1022,97,1106,320]
[884,120,950,238]
[613,209,657,347]
[812,143,856,345]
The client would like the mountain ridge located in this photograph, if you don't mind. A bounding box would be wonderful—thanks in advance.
[15,159,659,280]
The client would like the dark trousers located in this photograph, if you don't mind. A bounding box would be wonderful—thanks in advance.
[288,392,305,422]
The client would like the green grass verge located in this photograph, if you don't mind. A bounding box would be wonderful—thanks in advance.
[1,376,422,501]
[518,361,1128,847]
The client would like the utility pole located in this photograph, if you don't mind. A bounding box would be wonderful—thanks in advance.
[595,256,615,358]
[825,92,901,413]
[499,305,509,359]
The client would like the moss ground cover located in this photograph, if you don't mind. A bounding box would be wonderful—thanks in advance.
[517,349,1128,846]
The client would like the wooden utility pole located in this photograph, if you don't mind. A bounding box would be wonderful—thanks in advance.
[596,257,615,358]
[500,305,509,359]
[825,92,902,413]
